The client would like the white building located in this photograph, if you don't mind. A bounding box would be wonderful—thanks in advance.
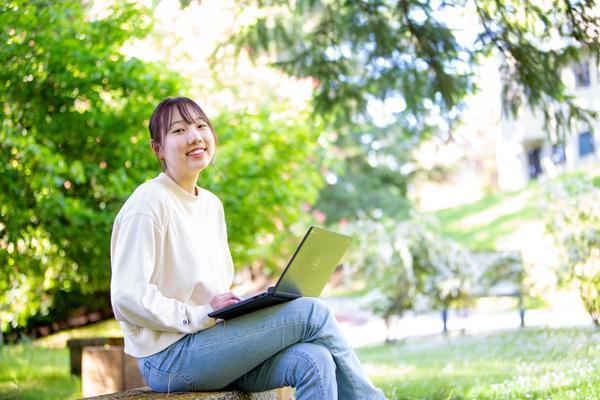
[496,56,600,191]
[411,54,600,211]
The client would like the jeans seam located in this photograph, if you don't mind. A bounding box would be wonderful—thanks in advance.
[144,360,193,392]
[306,317,361,397]
[286,348,327,400]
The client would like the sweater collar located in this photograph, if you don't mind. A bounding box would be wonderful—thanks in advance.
[157,172,202,204]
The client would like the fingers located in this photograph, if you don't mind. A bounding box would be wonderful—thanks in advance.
[216,292,240,302]
[221,299,239,308]
[210,292,241,310]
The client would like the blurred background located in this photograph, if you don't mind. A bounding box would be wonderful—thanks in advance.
[1,0,599,399]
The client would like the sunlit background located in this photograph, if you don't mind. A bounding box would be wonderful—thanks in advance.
[1,0,599,399]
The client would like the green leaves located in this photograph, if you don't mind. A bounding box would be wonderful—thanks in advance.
[0,0,326,334]
[0,0,182,333]
[205,105,324,270]
[237,0,598,134]
[545,175,600,326]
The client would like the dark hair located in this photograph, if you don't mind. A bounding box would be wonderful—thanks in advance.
[148,97,217,146]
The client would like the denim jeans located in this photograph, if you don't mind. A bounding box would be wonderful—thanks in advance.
[138,297,386,399]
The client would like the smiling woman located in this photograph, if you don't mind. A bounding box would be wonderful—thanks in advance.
[108,97,386,399]
[148,98,217,194]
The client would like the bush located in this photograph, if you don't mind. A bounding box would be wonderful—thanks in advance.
[545,176,600,326]
[345,216,524,338]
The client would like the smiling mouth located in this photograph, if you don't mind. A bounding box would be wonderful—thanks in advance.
[186,147,206,157]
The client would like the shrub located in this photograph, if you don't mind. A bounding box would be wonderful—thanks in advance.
[545,176,600,326]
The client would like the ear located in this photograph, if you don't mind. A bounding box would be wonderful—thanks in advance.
[150,139,163,160]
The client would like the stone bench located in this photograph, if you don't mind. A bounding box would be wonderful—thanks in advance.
[82,387,280,399]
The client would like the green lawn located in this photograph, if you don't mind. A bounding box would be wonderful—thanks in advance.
[1,325,598,399]
[433,183,542,251]
[358,327,600,400]
[0,345,80,400]
[433,168,600,251]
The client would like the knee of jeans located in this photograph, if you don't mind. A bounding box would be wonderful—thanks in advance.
[290,343,336,378]
[309,344,336,374]
[295,297,333,323]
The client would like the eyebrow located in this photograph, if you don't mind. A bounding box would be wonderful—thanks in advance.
[169,117,205,129]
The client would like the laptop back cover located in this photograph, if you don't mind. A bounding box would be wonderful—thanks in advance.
[273,226,352,297]
[208,227,352,320]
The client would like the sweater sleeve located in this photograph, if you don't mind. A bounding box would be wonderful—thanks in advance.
[110,213,214,334]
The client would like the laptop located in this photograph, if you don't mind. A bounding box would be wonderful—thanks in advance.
[208,226,352,320]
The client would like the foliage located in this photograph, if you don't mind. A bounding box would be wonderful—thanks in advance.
[357,327,600,399]
[220,0,600,223]
[545,176,600,326]
[231,0,599,136]
[471,251,524,297]
[0,0,324,335]
[313,122,415,223]
[0,0,180,333]
[345,216,524,337]
[205,105,324,273]
[344,219,418,334]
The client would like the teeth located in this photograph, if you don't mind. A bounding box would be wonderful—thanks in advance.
[188,149,205,156]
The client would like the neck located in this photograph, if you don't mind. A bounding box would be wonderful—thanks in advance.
[165,170,199,195]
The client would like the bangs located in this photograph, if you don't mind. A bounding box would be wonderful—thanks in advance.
[149,97,216,144]
[173,101,204,126]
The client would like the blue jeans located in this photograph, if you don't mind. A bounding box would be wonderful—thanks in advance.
[138,297,386,399]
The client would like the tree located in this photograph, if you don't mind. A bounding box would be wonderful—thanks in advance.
[205,105,324,275]
[313,122,415,223]
[221,0,600,221]
[0,0,178,334]
[344,215,524,338]
[0,0,323,336]
[545,175,600,327]
[344,219,418,341]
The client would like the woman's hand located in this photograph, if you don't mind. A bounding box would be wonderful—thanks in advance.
[210,292,241,310]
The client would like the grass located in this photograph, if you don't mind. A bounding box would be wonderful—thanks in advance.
[433,167,600,251]
[33,319,122,349]
[1,323,598,399]
[0,345,80,400]
[0,319,122,400]
[433,182,542,251]
[357,327,600,400]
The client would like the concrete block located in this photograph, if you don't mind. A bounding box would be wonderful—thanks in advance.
[67,337,125,375]
[81,345,145,397]
[123,351,145,390]
[82,345,124,397]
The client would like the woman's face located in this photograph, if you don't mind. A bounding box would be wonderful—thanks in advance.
[155,105,215,179]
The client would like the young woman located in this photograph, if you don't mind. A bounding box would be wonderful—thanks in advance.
[110,97,386,399]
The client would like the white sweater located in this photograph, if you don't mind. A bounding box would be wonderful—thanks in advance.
[110,173,234,358]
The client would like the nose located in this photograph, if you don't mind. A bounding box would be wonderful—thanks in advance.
[187,125,203,144]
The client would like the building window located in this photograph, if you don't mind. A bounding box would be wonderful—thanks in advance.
[551,143,566,165]
[578,131,596,157]
[527,147,542,180]
[573,60,591,88]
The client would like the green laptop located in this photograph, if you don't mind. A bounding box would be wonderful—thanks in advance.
[208,226,352,320]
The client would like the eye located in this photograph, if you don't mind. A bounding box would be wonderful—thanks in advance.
[197,123,207,129]
[171,128,184,134]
